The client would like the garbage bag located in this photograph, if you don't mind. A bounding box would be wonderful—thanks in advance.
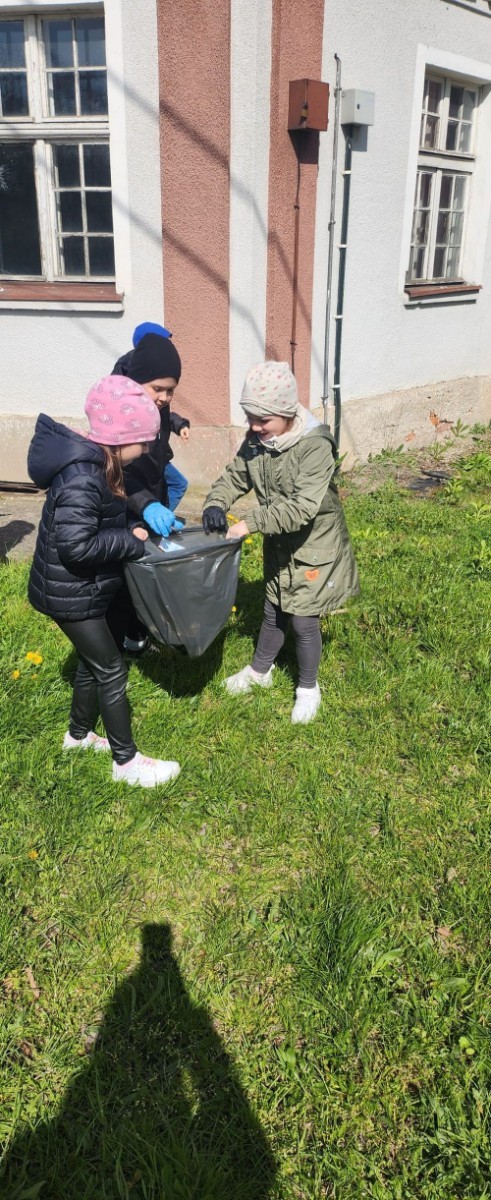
[124,526,243,656]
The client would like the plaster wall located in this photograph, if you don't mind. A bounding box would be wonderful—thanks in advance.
[0,0,165,480]
[157,0,231,430]
[229,0,272,424]
[311,0,491,418]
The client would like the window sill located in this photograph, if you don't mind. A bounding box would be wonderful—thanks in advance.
[405,282,481,302]
[0,281,124,312]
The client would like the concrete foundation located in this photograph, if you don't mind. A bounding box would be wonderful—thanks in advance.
[2,374,490,486]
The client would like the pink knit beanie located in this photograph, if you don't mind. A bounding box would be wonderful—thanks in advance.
[85,375,160,445]
[240,361,299,418]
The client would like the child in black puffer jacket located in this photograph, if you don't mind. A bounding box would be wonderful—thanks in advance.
[28,376,181,789]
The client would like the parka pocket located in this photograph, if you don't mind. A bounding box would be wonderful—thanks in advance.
[293,544,336,568]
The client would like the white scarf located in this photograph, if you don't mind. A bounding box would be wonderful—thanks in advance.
[259,403,309,453]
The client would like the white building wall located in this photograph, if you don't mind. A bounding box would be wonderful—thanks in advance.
[311,0,491,450]
[0,0,164,480]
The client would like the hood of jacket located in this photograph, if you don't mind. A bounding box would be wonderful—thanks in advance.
[28,413,104,490]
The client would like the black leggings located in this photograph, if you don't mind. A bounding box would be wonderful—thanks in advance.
[251,599,322,688]
[57,596,136,765]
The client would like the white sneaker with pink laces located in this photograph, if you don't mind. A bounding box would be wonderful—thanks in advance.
[63,731,110,752]
[112,752,181,788]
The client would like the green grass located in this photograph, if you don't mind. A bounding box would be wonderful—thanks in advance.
[0,445,490,1200]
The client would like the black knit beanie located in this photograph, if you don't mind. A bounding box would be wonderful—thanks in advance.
[128,333,182,385]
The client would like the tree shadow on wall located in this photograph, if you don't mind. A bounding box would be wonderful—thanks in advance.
[1,924,276,1200]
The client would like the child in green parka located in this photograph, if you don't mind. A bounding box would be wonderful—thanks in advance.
[202,361,359,724]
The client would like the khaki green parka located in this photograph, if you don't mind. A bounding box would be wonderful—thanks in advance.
[204,421,359,616]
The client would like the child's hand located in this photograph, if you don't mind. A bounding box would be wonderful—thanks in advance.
[180,427,190,442]
[226,520,249,540]
[132,527,149,541]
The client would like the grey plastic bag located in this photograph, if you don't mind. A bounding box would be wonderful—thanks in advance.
[124,526,243,656]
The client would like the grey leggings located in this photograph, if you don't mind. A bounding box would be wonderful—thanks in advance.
[251,599,322,688]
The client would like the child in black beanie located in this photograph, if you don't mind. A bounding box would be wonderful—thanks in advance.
[112,324,190,532]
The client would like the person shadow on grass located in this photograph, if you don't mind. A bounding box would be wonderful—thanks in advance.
[1,924,276,1200]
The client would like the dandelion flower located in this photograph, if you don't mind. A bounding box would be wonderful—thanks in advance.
[28,849,39,860]
[231,606,237,613]
[26,652,43,666]
[12,669,20,680]
[245,537,253,544]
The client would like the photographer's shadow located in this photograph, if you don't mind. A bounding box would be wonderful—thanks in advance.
[1,924,276,1200]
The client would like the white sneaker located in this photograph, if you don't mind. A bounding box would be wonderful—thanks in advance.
[112,752,181,788]
[63,731,110,752]
[291,684,321,725]
[223,664,275,695]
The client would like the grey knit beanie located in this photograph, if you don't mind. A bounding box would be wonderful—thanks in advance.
[240,361,299,418]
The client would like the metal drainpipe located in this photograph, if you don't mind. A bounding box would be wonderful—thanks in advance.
[332,123,353,449]
[321,53,342,428]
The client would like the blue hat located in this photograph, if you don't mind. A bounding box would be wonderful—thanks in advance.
[133,322,172,347]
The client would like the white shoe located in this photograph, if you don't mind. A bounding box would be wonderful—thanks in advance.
[63,731,110,752]
[291,683,321,725]
[223,664,275,695]
[112,752,181,788]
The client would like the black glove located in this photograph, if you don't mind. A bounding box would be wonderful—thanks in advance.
[202,506,228,535]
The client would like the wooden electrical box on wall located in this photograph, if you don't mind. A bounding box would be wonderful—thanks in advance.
[288,79,329,131]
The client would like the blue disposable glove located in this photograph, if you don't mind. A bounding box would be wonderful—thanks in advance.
[142,502,184,537]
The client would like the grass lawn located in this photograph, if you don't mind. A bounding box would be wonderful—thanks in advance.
[0,440,490,1200]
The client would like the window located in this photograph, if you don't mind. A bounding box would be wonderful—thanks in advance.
[407,73,479,286]
[0,10,115,283]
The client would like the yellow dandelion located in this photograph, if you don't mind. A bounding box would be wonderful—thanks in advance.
[231,606,237,613]
[28,849,39,861]
[12,669,20,680]
[245,537,252,544]
[26,652,43,666]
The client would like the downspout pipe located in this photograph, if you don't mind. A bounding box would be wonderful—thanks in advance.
[332,122,353,449]
[321,53,342,428]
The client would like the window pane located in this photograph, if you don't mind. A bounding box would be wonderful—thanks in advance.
[76,18,105,67]
[433,247,445,277]
[83,143,111,187]
[419,172,433,208]
[449,86,464,120]
[423,115,439,149]
[446,245,460,277]
[412,207,430,245]
[86,192,113,233]
[440,174,452,209]
[0,143,42,275]
[55,144,80,188]
[0,20,25,68]
[462,89,475,122]
[0,72,28,117]
[62,236,85,275]
[60,191,83,232]
[458,123,472,153]
[436,211,449,243]
[448,211,464,244]
[88,236,115,275]
[44,20,73,68]
[79,71,108,116]
[409,246,425,279]
[446,121,458,151]
[51,72,76,116]
[426,79,442,114]
[454,176,466,209]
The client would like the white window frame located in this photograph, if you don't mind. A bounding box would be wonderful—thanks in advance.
[0,4,114,282]
[400,47,491,302]
[407,72,478,284]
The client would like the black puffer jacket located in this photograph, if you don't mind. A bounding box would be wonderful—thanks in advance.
[28,414,145,622]
[112,350,190,517]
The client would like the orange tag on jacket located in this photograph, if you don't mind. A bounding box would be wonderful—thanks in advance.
[305,568,319,581]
